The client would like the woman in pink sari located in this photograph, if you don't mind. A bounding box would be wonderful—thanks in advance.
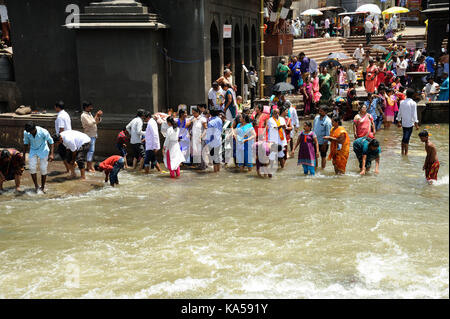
[353,104,376,139]
[301,76,313,115]
[311,72,321,111]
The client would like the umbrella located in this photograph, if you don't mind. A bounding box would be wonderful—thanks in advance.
[328,52,350,60]
[272,82,295,93]
[382,7,410,15]
[319,59,342,68]
[371,44,389,53]
[300,9,323,16]
[356,4,381,15]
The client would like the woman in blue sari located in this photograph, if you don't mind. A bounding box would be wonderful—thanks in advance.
[289,56,302,93]
[234,114,256,172]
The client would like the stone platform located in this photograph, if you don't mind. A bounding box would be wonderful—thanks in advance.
[0,113,134,159]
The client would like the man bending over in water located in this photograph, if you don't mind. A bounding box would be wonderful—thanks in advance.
[419,130,439,184]
[94,155,125,187]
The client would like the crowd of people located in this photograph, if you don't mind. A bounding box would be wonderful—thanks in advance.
[1,35,447,193]
[286,13,397,40]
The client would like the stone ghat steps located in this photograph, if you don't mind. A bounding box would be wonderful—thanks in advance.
[293,38,357,66]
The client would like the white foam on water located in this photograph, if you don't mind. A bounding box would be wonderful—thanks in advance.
[433,175,449,186]
[132,277,216,298]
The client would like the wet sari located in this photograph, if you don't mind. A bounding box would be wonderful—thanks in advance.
[328,126,350,173]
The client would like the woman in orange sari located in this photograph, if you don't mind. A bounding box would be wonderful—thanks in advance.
[324,116,350,174]
[365,59,378,94]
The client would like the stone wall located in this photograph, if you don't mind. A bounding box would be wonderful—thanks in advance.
[6,0,92,111]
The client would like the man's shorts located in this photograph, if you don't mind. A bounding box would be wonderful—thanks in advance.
[57,143,67,161]
[426,161,440,181]
[402,127,414,144]
[66,143,90,170]
[131,143,145,160]
[319,143,329,158]
[144,150,158,169]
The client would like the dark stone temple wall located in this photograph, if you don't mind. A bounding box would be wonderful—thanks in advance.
[75,29,166,115]
[6,0,260,112]
[6,0,92,110]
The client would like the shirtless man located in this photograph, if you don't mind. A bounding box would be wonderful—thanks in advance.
[419,130,439,184]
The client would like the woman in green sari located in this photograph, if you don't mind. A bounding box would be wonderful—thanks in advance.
[318,67,332,103]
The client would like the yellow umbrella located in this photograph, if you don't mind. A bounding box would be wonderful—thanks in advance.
[382,6,410,15]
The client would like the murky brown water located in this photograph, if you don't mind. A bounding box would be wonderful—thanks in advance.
[0,123,448,298]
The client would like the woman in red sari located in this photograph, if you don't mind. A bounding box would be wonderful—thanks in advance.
[252,104,270,141]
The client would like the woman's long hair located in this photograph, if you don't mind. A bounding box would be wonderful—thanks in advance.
[166,116,178,129]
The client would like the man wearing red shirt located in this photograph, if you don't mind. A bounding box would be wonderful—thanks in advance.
[94,155,125,187]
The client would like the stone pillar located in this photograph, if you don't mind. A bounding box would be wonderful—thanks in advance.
[65,0,169,115]
[422,0,449,55]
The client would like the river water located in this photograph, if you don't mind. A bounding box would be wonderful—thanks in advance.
[0,123,448,299]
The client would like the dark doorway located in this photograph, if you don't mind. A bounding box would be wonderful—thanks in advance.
[223,20,232,75]
[251,25,257,70]
[234,24,242,95]
[210,21,220,83]
[244,24,250,67]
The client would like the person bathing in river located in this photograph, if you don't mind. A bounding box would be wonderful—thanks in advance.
[294,121,319,176]
[324,116,350,175]
[23,121,55,193]
[52,130,91,180]
[94,155,125,187]
[164,116,185,178]
[0,149,25,193]
[353,137,381,176]
[419,130,439,184]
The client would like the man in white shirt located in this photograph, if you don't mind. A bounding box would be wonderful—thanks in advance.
[324,18,330,31]
[54,101,72,133]
[397,88,420,156]
[422,77,440,101]
[267,108,287,169]
[343,15,351,38]
[347,64,357,86]
[126,109,147,170]
[54,101,72,173]
[396,55,408,86]
[52,130,91,179]
[144,113,161,174]
[208,82,224,111]
[353,44,365,66]
[364,19,373,45]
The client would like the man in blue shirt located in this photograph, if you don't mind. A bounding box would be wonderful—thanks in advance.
[298,52,310,82]
[425,51,436,78]
[23,121,54,193]
[206,109,223,173]
[312,106,332,169]
[353,137,381,175]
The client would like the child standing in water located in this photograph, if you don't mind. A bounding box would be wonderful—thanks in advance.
[294,121,320,176]
[419,130,439,184]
